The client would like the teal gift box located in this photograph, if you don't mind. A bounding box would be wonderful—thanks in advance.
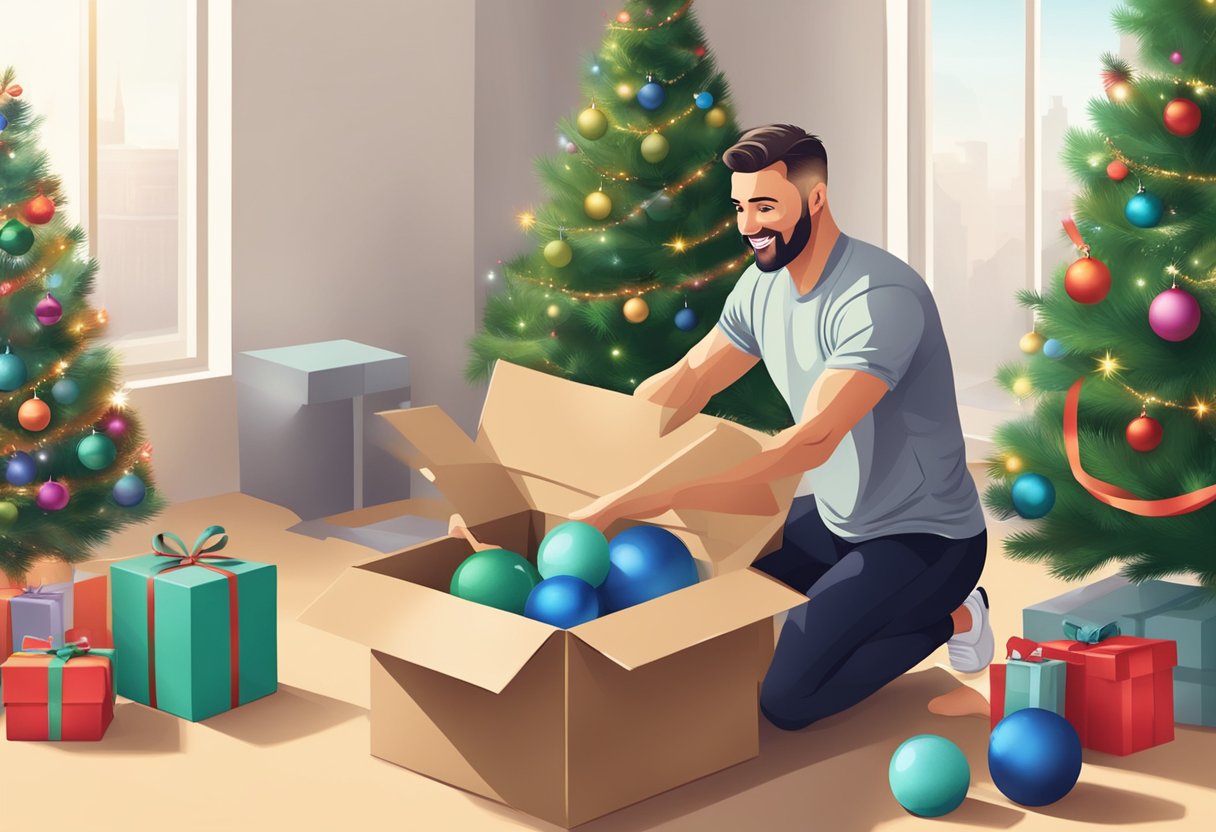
[1005,658,1067,717]
[1173,667,1216,727]
[111,526,277,721]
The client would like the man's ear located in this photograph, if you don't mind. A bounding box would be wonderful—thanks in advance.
[808,181,828,216]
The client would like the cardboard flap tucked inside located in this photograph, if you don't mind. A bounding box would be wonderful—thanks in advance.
[377,405,530,526]
[299,565,557,694]
[572,569,806,671]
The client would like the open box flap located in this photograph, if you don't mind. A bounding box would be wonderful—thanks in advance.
[376,405,530,527]
[571,569,807,671]
[298,564,558,694]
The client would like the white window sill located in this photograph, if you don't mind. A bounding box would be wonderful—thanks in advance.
[126,365,232,390]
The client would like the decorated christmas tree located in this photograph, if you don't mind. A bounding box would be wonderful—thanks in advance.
[467,0,791,432]
[0,68,163,578]
[986,0,1216,588]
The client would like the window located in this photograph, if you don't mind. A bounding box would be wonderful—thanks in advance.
[2,0,230,385]
[888,0,1124,454]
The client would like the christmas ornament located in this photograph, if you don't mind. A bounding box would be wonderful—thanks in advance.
[36,480,70,512]
[0,218,34,256]
[0,500,17,528]
[537,521,610,586]
[600,525,698,613]
[450,548,539,614]
[640,131,670,163]
[112,473,147,507]
[584,190,613,220]
[1106,160,1128,181]
[21,194,55,225]
[1106,80,1132,103]
[565,141,577,154]
[1042,338,1066,359]
[1148,286,1200,341]
[1102,56,1134,104]
[1011,377,1033,398]
[0,346,28,391]
[1004,455,1023,474]
[644,193,673,221]
[543,238,573,268]
[1126,413,1163,453]
[674,305,699,331]
[102,413,129,438]
[51,378,79,405]
[77,433,118,471]
[18,395,51,432]
[693,45,706,58]
[989,709,1081,807]
[1019,331,1044,354]
[576,106,608,140]
[705,106,727,128]
[0,114,7,132]
[1,85,18,97]
[694,91,714,109]
[636,79,665,111]
[1011,472,1055,519]
[524,575,600,629]
[35,293,62,326]
[1065,256,1111,304]
[546,304,560,318]
[46,272,63,289]
[5,452,37,486]
[623,295,650,323]
[615,83,634,101]
[888,734,970,818]
[1125,185,1164,228]
[616,10,630,23]
[1163,97,1201,137]
[1170,51,1183,65]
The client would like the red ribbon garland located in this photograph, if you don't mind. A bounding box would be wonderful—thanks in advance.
[1062,216,1090,255]
[1064,376,1216,516]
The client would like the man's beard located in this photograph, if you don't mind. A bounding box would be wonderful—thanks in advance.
[747,205,812,273]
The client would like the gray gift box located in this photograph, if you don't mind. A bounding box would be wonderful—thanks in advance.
[1145,592,1216,671]
[1022,574,1131,643]
[1173,667,1216,727]
[8,589,66,649]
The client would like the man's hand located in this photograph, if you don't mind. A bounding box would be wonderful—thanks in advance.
[569,486,676,531]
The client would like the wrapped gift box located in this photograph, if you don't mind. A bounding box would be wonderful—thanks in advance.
[9,588,66,649]
[111,527,277,722]
[1173,667,1216,727]
[2,636,115,741]
[0,587,21,660]
[989,656,1067,729]
[1065,581,1204,642]
[70,570,111,648]
[1022,575,1131,643]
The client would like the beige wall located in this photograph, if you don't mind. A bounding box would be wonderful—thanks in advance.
[132,0,888,503]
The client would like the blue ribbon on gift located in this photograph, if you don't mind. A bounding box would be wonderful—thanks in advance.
[1062,617,1121,644]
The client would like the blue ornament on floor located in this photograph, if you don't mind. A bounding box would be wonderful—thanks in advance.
[0,347,27,392]
[601,525,699,613]
[1125,186,1164,228]
[989,708,1081,806]
[636,81,666,111]
[525,575,600,629]
[113,473,147,507]
[674,306,699,332]
[1042,338,1066,359]
[51,378,79,405]
[694,91,714,109]
[5,451,37,486]
[1011,472,1055,519]
[889,734,970,817]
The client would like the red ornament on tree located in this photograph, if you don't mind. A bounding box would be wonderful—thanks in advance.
[693,45,706,57]
[1106,160,1129,181]
[616,10,630,23]
[1126,413,1163,453]
[1163,98,1201,137]
[21,194,55,225]
[18,395,51,432]
[1065,256,1111,304]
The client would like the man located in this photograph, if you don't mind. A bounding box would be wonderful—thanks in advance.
[570,124,993,731]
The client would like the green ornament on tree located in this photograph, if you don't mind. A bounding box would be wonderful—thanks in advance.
[450,548,540,614]
[0,500,18,528]
[0,218,35,256]
[77,432,118,471]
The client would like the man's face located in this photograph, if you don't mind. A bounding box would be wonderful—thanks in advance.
[730,162,813,273]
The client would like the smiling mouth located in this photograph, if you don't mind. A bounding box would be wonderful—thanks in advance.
[749,235,775,251]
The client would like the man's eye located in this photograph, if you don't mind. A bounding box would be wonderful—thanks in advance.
[735,205,743,212]
[758,205,773,213]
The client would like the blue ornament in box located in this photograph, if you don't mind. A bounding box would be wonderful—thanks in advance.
[1125,186,1164,228]
[636,81,666,111]
[601,525,698,613]
[525,575,600,629]
[1042,338,1066,359]
[113,473,147,507]
[694,91,714,109]
[1011,472,1055,519]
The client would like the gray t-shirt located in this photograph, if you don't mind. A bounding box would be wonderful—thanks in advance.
[717,233,985,541]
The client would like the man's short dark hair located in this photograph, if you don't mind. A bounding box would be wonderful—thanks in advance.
[722,124,828,188]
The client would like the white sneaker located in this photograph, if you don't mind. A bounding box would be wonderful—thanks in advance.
[947,586,994,673]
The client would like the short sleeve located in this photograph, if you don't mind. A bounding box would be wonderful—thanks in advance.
[823,284,925,390]
[716,270,762,357]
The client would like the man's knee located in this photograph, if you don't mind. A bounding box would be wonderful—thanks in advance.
[759,679,817,731]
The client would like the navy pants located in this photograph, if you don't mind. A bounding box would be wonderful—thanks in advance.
[753,496,987,730]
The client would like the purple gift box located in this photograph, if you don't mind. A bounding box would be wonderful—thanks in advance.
[8,587,66,648]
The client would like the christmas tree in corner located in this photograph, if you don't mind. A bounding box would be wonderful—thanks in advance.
[0,68,163,579]
[467,0,792,432]
[986,0,1216,589]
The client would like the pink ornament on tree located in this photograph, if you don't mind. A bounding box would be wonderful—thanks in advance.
[35,293,62,326]
[103,414,128,438]
[36,480,70,511]
[1170,51,1183,65]
[1149,286,1201,341]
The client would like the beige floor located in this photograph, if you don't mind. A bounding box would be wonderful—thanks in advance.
[2,475,1212,831]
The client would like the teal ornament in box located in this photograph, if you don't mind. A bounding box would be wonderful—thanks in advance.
[111,525,277,721]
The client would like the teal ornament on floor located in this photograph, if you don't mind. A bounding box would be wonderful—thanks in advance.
[537,521,610,586]
[888,734,970,817]
[0,218,35,256]
[77,433,117,470]
[1011,472,1055,519]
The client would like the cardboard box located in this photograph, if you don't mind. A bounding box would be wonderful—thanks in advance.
[301,361,805,828]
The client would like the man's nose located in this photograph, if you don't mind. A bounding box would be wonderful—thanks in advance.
[738,213,762,236]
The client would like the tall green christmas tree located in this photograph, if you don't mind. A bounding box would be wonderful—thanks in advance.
[0,68,163,578]
[467,0,791,432]
[986,0,1216,588]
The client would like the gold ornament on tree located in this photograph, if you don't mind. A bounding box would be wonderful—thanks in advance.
[705,106,728,128]
[576,105,609,140]
[1019,330,1044,354]
[623,296,650,323]
[584,187,613,220]
[640,132,670,163]
[544,237,573,268]
[1011,377,1033,398]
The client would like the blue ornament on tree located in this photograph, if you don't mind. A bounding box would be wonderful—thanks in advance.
[0,346,27,392]
[674,305,699,332]
[601,525,699,612]
[77,433,118,471]
[112,473,147,507]
[0,113,8,132]
[1042,338,1066,359]
[5,452,37,486]
[51,378,79,405]
[989,708,1082,806]
[888,734,970,817]
[1125,185,1164,228]
[694,91,714,109]
[46,272,63,289]
[1011,472,1055,519]
[636,80,666,111]
[525,575,601,629]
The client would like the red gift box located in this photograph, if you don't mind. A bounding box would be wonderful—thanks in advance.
[1,636,115,741]
[1039,635,1176,756]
